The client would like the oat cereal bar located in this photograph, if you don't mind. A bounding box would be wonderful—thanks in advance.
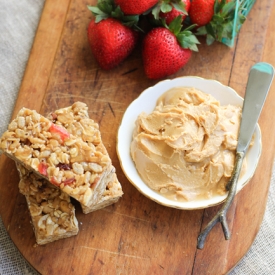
[0,105,113,207]
[46,102,122,211]
[17,164,78,245]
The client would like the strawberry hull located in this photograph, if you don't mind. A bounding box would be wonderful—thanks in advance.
[159,0,191,25]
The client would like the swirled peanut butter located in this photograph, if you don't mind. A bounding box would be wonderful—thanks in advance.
[130,87,245,202]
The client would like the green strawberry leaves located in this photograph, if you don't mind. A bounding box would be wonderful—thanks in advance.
[88,0,139,28]
[168,16,200,51]
[196,0,246,45]
[160,2,173,13]
[172,1,188,14]
[152,0,188,20]
[87,0,113,22]
[87,6,108,22]
[168,16,182,33]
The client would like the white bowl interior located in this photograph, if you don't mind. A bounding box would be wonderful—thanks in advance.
[116,76,262,209]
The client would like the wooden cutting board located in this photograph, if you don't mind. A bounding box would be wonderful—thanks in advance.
[1,0,275,274]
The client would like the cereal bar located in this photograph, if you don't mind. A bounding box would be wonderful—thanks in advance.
[17,164,78,245]
[46,102,122,212]
[0,104,113,208]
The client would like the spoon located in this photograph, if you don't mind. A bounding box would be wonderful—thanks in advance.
[197,62,275,249]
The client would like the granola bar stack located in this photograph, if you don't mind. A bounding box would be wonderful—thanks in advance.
[0,102,123,244]
[17,163,79,245]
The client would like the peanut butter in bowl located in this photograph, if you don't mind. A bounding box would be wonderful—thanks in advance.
[130,87,247,202]
[116,76,261,209]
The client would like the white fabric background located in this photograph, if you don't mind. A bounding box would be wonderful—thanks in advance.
[0,0,275,274]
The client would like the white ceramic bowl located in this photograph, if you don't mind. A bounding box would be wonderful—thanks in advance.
[116,76,262,209]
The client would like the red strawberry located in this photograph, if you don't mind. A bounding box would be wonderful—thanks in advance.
[142,17,199,79]
[189,0,215,27]
[114,0,159,15]
[87,18,138,70]
[159,0,191,25]
[143,28,191,79]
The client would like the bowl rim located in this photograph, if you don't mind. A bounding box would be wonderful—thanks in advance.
[116,76,262,210]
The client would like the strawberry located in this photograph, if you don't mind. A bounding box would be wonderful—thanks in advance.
[87,0,139,70]
[152,0,191,25]
[195,0,246,45]
[189,0,215,27]
[142,16,199,79]
[87,18,138,70]
[114,0,159,15]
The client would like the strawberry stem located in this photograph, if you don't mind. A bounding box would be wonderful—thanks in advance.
[88,0,141,30]
[168,16,200,51]
[152,0,188,20]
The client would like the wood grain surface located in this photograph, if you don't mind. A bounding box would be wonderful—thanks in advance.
[1,0,275,274]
